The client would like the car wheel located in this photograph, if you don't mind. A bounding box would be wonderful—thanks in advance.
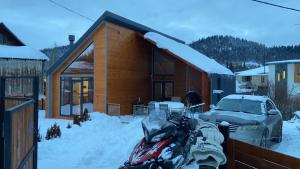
[273,124,282,143]
[260,129,269,148]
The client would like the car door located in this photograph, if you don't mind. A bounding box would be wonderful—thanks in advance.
[265,100,281,136]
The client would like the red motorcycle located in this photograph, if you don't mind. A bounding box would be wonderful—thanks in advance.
[119,112,208,169]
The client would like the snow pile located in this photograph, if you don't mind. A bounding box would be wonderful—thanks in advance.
[144,32,233,75]
[0,44,48,60]
[236,66,269,76]
[38,111,144,169]
[271,118,300,158]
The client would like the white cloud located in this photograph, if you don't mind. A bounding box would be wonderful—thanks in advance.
[0,0,300,49]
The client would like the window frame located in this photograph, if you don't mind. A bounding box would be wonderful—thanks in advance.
[62,42,95,75]
[59,76,94,117]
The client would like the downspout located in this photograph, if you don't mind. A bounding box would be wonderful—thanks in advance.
[47,75,53,118]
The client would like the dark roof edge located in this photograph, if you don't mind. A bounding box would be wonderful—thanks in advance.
[0,22,25,46]
[47,11,185,75]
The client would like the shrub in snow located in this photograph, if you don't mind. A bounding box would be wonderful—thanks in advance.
[73,108,91,126]
[45,123,61,140]
[66,122,72,129]
[81,108,90,122]
[37,127,42,142]
[73,116,81,126]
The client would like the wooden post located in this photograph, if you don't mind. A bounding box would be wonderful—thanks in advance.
[218,121,230,169]
[32,77,39,169]
[0,77,4,169]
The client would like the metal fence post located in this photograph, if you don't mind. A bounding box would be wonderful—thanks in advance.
[218,122,230,169]
[32,77,39,169]
[0,77,4,169]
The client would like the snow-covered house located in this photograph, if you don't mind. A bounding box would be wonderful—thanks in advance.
[236,66,268,93]
[267,59,300,98]
[46,11,234,118]
[0,22,48,95]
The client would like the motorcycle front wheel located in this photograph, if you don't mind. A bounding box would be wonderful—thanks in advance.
[199,165,216,169]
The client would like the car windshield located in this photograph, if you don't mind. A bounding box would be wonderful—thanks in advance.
[215,99,263,115]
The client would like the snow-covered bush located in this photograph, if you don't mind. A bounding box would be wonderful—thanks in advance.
[45,123,61,140]
[73,108,91,126]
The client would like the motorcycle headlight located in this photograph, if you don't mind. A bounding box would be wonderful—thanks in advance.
[150,133,166,142]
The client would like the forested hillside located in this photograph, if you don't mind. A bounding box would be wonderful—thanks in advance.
[190,35,300,71]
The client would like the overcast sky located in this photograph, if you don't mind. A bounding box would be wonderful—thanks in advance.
[1,0,300,50]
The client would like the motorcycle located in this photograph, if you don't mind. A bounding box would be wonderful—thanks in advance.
[119,109,215,169]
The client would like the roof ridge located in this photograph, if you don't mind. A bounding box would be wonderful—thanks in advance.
[47,10,185,75]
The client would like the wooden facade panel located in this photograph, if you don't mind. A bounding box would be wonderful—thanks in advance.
[48,24,106,118]
[294,64,300,83]
[107,23,152,115]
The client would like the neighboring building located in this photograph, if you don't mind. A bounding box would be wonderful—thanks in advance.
[0,22,48,95]
[236,66,268,93]
[46,11,235,118]
[267,59,300,99]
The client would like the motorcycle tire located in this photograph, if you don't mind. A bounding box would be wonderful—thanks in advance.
[199,165,216,169]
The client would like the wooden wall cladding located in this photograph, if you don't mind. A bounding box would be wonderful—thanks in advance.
[106,23,152,115]
[294,64,300,83]
[48,24,106,118]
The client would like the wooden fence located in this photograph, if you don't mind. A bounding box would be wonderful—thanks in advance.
[0,77,38,169]
[218,124,300,169]
[226,139,300,169]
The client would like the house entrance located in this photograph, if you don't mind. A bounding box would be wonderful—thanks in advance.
[60,77,94,116]
[153,81,174,101]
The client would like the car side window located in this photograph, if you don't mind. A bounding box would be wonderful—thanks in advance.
[266,100,275,111]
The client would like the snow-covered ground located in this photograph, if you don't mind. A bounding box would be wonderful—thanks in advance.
[38,110,300,169]
[271,118,300,158]
[38,110,144,169]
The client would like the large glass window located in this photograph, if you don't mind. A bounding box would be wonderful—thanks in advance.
[153,50,175,75]
[60,77,94,116]
[63,42,94,74]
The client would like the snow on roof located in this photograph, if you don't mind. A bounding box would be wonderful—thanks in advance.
[236,66,269,76]
[223,94,269,102]
[144,32,233,75]
[0,45,48,60]
[266,59,300,65]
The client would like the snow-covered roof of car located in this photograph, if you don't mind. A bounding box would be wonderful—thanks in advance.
[144,32,234,75]
[0,44,48,61]
[222,94,269,102]
[236,66,268,76]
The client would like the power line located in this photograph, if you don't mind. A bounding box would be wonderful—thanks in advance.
[46,0,95,22]
[251,0,300,12]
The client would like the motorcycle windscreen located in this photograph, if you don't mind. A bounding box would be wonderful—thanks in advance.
[142,110,175,142]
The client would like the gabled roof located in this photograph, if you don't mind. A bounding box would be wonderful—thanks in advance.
[0,44,49,61]
[47,11,184,75]
[0,22,48,61]
[266,59,300,65]
[144,32,233,75]
[236,66,268,76]
[0,22,25,46]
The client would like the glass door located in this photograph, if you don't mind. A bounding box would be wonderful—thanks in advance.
[72,80,82,115]
[60,77,94,116]
[153,81,174,101]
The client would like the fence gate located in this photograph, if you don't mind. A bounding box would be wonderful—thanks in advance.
[0,77,38,169]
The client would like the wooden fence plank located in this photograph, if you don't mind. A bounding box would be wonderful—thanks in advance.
[227,139,300,169]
